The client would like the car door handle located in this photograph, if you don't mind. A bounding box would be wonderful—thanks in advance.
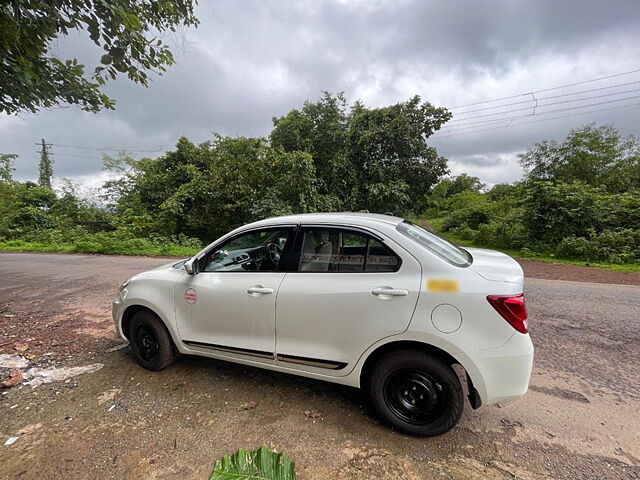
[247,286,274,295]
[371,287,409,297]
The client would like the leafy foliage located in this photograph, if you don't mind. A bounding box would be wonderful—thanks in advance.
[519,124,640,193]
[103,136,320,241]
[432,124,640,264]
[0,153,16,183]
[2,110,638,266]
[38,143,53,189]
[209,446,296,480]
[102,93,450,241]
[271,92,451,214]
[0,1,198,114]
[1,93,451,254]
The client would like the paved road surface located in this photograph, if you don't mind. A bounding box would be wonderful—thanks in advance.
[0,253,639,479]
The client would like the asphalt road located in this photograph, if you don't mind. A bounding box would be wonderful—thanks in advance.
[0,253,639,479]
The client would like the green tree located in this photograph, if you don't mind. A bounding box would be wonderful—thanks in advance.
[0,153,17,183]
[271,92,351,205]
[4,181,58,236]
[519,124,640,193]
[0,1,199,114]
[271,93,451,213]
[427,174,484,215]
[0,154,18,237]
[104,137,320,241]
[38,141,54,188]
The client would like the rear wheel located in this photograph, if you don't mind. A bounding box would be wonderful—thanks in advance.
[368,349,463,436]
[128,311,177,371]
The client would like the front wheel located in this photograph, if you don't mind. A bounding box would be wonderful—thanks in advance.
[128,311,177,371]
[368,349,463,436]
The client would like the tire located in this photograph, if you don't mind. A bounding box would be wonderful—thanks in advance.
[368,349,463,436]
[128,310,177,371]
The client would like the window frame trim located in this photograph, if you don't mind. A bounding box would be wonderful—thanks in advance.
[290,223,403,274]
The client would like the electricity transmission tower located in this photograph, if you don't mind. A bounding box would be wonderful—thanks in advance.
[36,138,54,188]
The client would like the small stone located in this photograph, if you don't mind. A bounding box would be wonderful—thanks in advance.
[1,369,24,389]
[237,401,258,411]
[304,409,323,420]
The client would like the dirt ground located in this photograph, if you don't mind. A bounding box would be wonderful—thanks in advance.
[0,252,639,479]
[518,259,640,286]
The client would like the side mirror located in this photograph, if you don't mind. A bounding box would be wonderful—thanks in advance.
[184,257,198,275]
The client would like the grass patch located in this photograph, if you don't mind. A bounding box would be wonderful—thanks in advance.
[0,239,199,258]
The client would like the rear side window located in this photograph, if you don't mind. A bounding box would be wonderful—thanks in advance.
[397,221,472,267]
[298,228,399,272]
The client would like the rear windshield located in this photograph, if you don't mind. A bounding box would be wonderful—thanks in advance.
[396,221,472,267]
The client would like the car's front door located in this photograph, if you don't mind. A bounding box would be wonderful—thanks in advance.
[274,226,421,374]
[175,226,295,360]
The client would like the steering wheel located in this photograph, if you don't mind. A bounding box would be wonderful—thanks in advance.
[265,243,283,265]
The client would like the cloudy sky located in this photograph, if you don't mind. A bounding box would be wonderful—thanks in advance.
[2,0,640,191]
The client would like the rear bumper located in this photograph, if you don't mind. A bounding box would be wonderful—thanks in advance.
[468,332,534,405]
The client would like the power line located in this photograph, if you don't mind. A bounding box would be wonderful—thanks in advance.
[447,68,640,109]
[435,94,640,133]
[431,102,640,140]
[53,152,105,160]
[447,88,640,124]
[52,143,174,152]
[451,80,640,115]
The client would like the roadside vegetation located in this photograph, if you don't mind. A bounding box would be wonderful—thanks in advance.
[1,99,638,271]
[1,93,449,256]
[423,124,640,271]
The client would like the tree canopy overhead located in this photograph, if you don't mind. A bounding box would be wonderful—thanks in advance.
[0,0,199,114]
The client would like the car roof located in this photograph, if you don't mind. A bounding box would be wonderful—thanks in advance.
[247,212,405,228]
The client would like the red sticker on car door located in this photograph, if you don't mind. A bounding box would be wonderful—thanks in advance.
[184,288,197,304]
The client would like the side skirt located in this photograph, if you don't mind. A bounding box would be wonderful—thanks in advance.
[182,340,347,371]
[182,340,274,360]
[276,353,347,371]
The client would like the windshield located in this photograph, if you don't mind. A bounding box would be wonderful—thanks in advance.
[396,221,472,267]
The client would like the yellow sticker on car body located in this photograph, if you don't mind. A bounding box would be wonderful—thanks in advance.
[427,279,459,293]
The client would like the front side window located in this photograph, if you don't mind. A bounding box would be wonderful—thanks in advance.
[397,221,472,267]
[202,228,292,272]
[298,228,399,272]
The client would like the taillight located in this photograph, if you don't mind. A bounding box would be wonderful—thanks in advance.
[487,293,528,334]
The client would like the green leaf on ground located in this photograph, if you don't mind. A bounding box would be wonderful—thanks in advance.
[209,446,296,480]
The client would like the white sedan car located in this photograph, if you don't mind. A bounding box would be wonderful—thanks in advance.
[113,213,533,436]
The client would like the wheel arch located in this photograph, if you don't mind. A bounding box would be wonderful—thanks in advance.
[121,304,176,342]
[358,340,482,410]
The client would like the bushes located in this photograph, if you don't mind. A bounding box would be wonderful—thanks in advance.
[473,215,530,250]
[434,178,640,264]
[521,181,603,244]
[440,191,492,231]
[557,229,640,263]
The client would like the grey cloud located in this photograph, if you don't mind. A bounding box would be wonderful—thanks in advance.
[1,0,639,186]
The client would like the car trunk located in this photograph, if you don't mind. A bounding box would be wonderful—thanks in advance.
[465,248,524,285]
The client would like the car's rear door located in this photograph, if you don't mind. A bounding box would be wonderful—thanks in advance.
[274,225,421,375]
